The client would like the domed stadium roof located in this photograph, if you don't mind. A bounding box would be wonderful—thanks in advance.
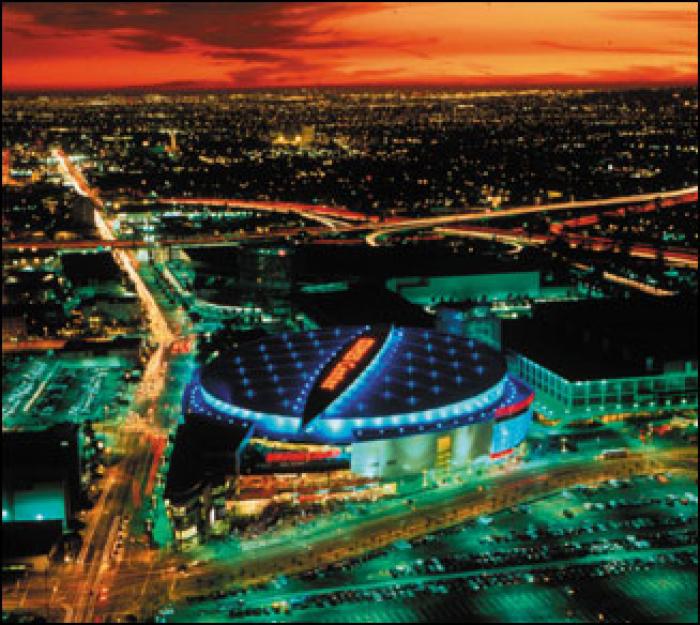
[183,325,526,444]
[200,325,506,421]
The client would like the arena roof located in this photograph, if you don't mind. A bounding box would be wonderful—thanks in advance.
[199,325,507,424]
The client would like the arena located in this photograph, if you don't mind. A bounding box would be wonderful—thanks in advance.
[183,325,533,479]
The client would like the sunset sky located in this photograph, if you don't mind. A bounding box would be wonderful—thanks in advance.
[2,2,697,91]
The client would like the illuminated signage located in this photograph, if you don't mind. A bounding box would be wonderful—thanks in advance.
[494,391,534,420]
[320,337,376,391]
[171,337,193,354]
[265,449,341,463]
[490,448,513,460]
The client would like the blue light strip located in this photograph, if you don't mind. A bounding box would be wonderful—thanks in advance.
[351,376,506,428]
[200,386,302,435]
[196,373,510,442]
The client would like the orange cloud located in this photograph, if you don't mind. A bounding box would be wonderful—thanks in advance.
[2,2,697,91]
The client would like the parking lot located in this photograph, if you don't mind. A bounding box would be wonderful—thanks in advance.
[164,472,698,623]
[2,353,136,430]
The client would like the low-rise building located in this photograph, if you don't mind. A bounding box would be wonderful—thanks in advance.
[502,297,698,421]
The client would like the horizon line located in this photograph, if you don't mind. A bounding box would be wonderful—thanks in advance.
[3,80,698,96]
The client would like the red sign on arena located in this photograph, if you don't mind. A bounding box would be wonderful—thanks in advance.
[265,449,341,463]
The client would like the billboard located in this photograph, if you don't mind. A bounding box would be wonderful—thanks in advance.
[239,440,350,474]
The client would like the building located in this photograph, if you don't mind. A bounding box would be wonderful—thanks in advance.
[170,326,532,540]
[238,244,294,318]
[238,244,293,294]
[69,196,95,228]
[387,271,542,306]
[300,124,315,148]
[503,297,698,421]
[179,323,531,491]
[2,520,64,573]
[435,302,502,351]
[164,415,247,545]
[2,304,28,341]
[294,283,433,328]
[2,423,82,531]
[270,125,315,149]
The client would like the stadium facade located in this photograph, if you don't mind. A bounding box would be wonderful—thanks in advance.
[183,325,533,479]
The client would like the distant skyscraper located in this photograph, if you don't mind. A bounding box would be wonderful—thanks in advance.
[238,245,293,294]
[167,130,178,154]
[2,149,11,185]
[300,124,315,148]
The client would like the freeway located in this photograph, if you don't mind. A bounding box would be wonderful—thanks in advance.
[436,226,690,297]
[158,197,372,228]
[2,149,15,186]
[570,262,678,297]
[435,225,698,270]
[51,150,369,231]
[4,179,696,254]
[1,337,141,353]
[1,227,334,251]
[365,185,699,246]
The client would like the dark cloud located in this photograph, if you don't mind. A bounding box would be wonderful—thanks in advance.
[99,78,236,92]
[112,33,184,52]
[3,2,696,90]
[6,2,391,51]
[5,25,35,37]
[205,50,287,62]
[343,66,410,78]
[227,54,332,87]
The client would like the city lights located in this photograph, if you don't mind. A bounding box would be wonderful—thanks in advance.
[2,3,697,623]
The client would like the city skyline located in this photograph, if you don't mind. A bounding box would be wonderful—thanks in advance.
[2,2,698,92]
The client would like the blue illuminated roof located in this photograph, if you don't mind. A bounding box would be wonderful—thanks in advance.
[200,325,506,422]
[200,326,367,418]
[321,327,505,419]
